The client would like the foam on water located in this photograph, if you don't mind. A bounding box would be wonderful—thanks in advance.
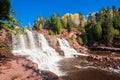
[58,38,88,58]
[12,30,63,76]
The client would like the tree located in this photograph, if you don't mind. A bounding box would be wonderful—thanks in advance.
[85,22,95,41]
[61,16,67,28]
[79,13,84,27]
[44,18,50,29]
[87,13,95,23]
[0,0,24,34]
[95,11,104,24]
[81,33,88,45]
[0,0,11,20]
[65,14,74,32]
[113,13,120,33]
[93,23,102,41]
[50,13,57,34]
[56,16,62,34]
[67,19,74,32]
[33,16,44,31]
[112,5,117,16]
[79,13,84,21]
[102,13,114,45]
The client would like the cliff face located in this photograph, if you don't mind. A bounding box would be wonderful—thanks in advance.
[0,29,11,46]
[0,29,13,59]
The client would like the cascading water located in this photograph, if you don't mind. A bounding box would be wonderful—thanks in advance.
[12,30,63,76]
[37,34,60,57]
[19,35,26,49]
[58,38,88,58]
[26,30,36,49]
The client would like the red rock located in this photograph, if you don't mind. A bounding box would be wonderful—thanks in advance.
[0,57,63,80]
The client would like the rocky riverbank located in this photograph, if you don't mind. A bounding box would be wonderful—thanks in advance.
[89,46,120,52]
[0,52,63,80]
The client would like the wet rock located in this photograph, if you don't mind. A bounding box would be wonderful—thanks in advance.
[41,70,63,80]
[0,57,63,80]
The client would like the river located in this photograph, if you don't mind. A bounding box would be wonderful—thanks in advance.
[11,30,120,80]
[60,51,120,80]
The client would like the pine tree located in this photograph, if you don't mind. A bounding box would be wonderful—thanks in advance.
[102,13,114,45]
[56,16,62,34]
[33,16,44,31]
[44,18,50,29]
[0,0,11,20]
[93,23,102,41]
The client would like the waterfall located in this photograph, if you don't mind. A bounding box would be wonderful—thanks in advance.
[12,30,87,76]
[12,30,63,76]
[26,30,36,49]
[58,38,87,58]
[19,35,26,49]
[37,34,60,57]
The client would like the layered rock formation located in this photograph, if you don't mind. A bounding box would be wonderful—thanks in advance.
[0,56,62,80]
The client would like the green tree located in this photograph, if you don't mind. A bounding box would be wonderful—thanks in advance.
[87,13,95,23]
[95,11,104,24]
[56,16,62,34]
[79,13,84,27]
[61,17,67,28]
[113,13,120,33]
[50,13,57,34]
[112,5,117,16]
[65,14,74,32]
[93,23,102,41]
[0,0,23,34]
[102,13,114,45]
[85,22,95,41]
[44,18,50,29]
[33,16,44,31]
[0,0,11,20]
[67,19,74,32]
[81,33,88,45]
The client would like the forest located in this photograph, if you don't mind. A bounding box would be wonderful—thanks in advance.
[32,6,120,47]
[0,0,120,47]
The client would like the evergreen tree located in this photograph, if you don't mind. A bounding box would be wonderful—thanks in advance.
[0,0,11,20]
[79,13,84,27]
[50,13,57,34]
[33,16,44,31]
[67,19,74,32]
[95,11,104,24]
[44,18,50,29]
[87,13,95,23]
[61,16,67,28]
[102,13,114,45]
[112,5,117,16]
[0,0,23,34]
[56,16,62,34]
[113,13,120,33]
[93,23,102,41]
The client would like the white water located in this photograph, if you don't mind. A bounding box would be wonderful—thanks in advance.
[12,30,87,76]
[12,30,63,76]
[58,38,88,58]
[26,30,36,49]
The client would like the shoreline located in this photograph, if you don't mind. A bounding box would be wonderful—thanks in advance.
[88,46,120,52]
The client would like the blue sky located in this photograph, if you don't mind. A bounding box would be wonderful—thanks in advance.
[11,0,120,27]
